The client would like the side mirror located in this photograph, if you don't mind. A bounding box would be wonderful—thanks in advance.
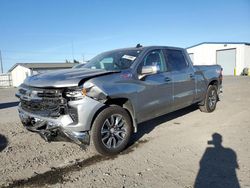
[139,65,158,79]
[141,65,158,75]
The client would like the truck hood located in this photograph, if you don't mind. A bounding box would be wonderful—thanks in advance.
[23,68,117,88]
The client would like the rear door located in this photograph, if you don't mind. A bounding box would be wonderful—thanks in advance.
[164,49,195,110]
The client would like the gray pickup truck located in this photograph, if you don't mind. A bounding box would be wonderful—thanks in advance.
[16,45,222,155]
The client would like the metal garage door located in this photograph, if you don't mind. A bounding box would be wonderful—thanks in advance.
[216,49,236,75]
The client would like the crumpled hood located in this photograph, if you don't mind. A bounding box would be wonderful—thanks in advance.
[23,68,116,88]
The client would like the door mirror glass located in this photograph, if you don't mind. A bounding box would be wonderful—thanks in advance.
[138,65,158,80]
[140,65,158,76]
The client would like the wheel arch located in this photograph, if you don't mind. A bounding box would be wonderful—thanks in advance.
[199,79,219,106]
[208,79,219,88]
[90,98,137,133]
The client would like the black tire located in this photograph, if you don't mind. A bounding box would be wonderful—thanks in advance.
[90,105,132,156]
[199,85,218,113]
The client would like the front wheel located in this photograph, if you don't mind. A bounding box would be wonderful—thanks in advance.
[199,85,218,113]
[91,106,132,156]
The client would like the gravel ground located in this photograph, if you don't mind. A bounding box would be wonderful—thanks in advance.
[0,76,250,188]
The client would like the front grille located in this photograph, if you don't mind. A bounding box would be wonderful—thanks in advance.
[37,90,62,98]
[21,99,62,117]
[18,86,66,117]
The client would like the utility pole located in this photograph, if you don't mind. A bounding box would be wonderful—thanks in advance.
[82,53,85,63]
[0,50,3,74]
[71,41,75,62]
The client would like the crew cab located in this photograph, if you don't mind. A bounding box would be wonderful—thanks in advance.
[16,45,222,155]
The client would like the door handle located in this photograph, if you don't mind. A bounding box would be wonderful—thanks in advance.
[164,77,172,82]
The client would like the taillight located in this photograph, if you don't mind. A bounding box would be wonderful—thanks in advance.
[219,68,223,84]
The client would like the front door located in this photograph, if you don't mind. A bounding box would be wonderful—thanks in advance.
[136,49,173,123]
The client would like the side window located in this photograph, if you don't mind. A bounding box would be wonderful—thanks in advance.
[138,50,167,73]
[165,50,188,71]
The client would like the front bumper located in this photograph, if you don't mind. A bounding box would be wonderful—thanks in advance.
[17,96,105,146]
[18,106,90,145]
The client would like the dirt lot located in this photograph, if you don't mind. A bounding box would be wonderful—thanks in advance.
[0,76,250,188]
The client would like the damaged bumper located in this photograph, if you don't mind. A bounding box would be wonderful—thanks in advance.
[17,96,105,146]
[18,106,90,145]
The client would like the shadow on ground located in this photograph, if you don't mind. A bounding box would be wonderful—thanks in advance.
[0,134,8,152]
[4,138,149,188]
[194,133,240,188]
[0,101,19,110]
[129,104,198,145]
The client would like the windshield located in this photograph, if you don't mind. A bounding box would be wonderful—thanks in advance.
[81,49,141,71]
[72,64,86,69]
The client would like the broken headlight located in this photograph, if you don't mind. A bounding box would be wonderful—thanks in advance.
[65,88,85,100]
[65,83,94,100]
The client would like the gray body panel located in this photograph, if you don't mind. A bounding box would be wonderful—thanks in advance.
[16,46,222,145]
[23,68,116,88]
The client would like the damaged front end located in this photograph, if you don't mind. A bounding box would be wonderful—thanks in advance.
[16,84,105,146]
[18,108,90,145]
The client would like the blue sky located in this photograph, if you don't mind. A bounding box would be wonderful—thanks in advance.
[0,0,249,72]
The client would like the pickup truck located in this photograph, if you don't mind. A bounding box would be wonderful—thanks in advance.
[16,45,222,155]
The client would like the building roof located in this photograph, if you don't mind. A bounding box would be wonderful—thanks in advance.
[8,63,79,72]
[186,42,250,49]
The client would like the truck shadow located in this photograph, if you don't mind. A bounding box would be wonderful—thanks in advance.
[129,104,198,145]
[0,101,19,110]
[0,134,8,152]
[194,133,240,188]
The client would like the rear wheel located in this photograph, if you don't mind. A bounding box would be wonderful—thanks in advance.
[199,85,218,113]
[91,106,132,156]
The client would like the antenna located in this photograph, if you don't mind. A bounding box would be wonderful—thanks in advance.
[136,43,142,48]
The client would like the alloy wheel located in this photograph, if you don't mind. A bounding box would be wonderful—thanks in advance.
[101,114,128,149]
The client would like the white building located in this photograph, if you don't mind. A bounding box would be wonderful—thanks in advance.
[8,63,78,87]
[187,42,250,75]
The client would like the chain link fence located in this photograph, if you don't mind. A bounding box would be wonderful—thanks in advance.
[0,73,12,88]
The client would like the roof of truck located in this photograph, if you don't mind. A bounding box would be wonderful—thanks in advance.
[106,45,184,53]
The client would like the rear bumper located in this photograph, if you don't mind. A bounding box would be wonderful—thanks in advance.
[218,84,223,94]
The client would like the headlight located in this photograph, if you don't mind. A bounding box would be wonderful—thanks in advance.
[65,83,95,101]
[65,88,86,100]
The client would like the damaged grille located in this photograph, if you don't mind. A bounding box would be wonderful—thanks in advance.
[17,86,66,117]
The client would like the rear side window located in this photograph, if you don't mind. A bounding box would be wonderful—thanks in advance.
[165,49,188,71]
